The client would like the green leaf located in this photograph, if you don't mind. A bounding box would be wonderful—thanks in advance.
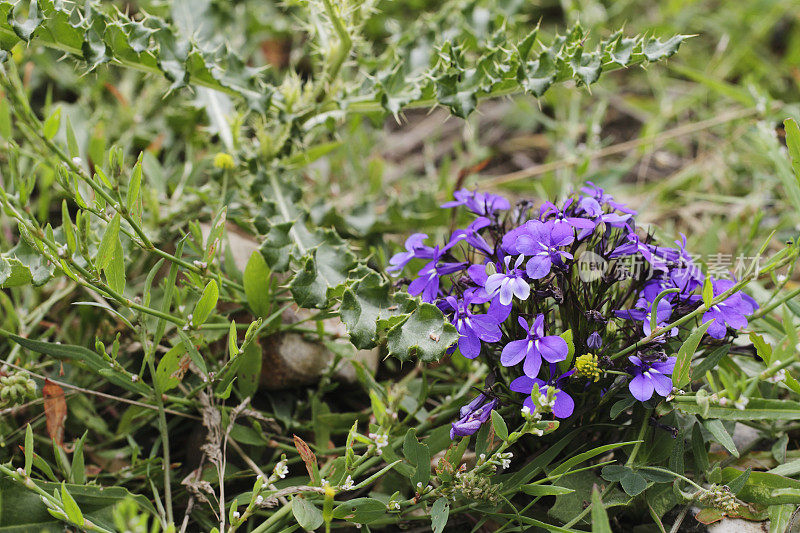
[720,468,800,506]
[24,423,33,475]
[155,344,186,393]
[3,332,152,396]
[403,428,431,488]
[60,482,83,526]
[386,302,459,363]
[340,273,416,349]
[126,153,142,211]
[619,471,647,496]
[236,341,262,398]
[192,279,218,327]
[103,239,126,294]
[95,213,121,270]
[42,107,61,140]
[591,485,612,533]
[70,431,87,485]
[704,419,739,457]
[673,320,714,388]
[0,95,11,140]
[749,332,773,367]
[521,484,575,496]
[491,410,508,441]
[727,467,751,495]
[292,497,324,531]
[549,441,639,479]
[243,250,271,318]
[430,497,449,533]
[64,116,79,159]
[702,277,714,308]
[675,397,800,420]
[332,498,387,524]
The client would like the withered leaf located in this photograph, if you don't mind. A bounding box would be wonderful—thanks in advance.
[43,379,67,448]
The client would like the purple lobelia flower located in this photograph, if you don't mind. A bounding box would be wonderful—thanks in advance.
[540,199,597,236]
[577,196,632,239]
[509,369,575,418]
[627,355,676,401]
[408,234,467,302]
[501,315,568,378]
[485,255,530,305]
[450,393,499,439]
[609,233,669,273]
[387,233,434,274]
[442,189,511,216]
[504,220,574,280]
[615,298,677,338]
[580,182,637,215]
[466,264,513,322]
[701,278,759,339]
[439,295,502,359]
[454,217,494,255]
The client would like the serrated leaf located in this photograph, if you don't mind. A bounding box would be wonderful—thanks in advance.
[386,302,459,362]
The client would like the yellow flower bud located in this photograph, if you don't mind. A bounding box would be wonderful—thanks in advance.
[213,152,235,170]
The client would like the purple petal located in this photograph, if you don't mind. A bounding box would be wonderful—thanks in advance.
[552,390,574,418]
[458,331,482,359]
[649,370,673,397]
[501,339,529,367]
[650,357,677,375]
[509,375,537,393]
[629,373,654,401]
[522,351,542,378]
[511,278,531,301]
[469,315,502,342]
[526,254,552,279]
[536,336,569,363]
[702,309,727,339]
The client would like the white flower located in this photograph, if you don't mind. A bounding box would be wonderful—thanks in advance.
[131,374,139,382]
[734,397,749,410]
[369,432,389,450]
[274,461,289,479]
[521,405,531,416]
[388,500,400,511]
[767,369,786,383]
[256,495,264,504]
[341,475,354,490]
[321,478,329,487]
[232,510,240,519]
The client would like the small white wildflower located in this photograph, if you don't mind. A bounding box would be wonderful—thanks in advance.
[321,479,329,487]
[71,156,82,166]
[531,428,544,437]
[369,432,389,450]
[274,461,289,479]
[193,260,208,269]
[341,475,354,491]
[767,369,786,383]
[521,405,531,416]
[718,396,729,406]
[232,511,240,519]
[131,374,139,382]
[388,500,400,511]
[16,467,25,476]
[256,495,264,504]
[479,453,486,463]
[734,397,749,410]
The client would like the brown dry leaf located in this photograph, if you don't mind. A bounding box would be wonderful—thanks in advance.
[42,379,67,448]
[293,434,318,480]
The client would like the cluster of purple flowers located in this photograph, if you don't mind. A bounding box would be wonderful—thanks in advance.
[388,183,757,438]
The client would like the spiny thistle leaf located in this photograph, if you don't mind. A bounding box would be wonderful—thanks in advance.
[0,0,271,111]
